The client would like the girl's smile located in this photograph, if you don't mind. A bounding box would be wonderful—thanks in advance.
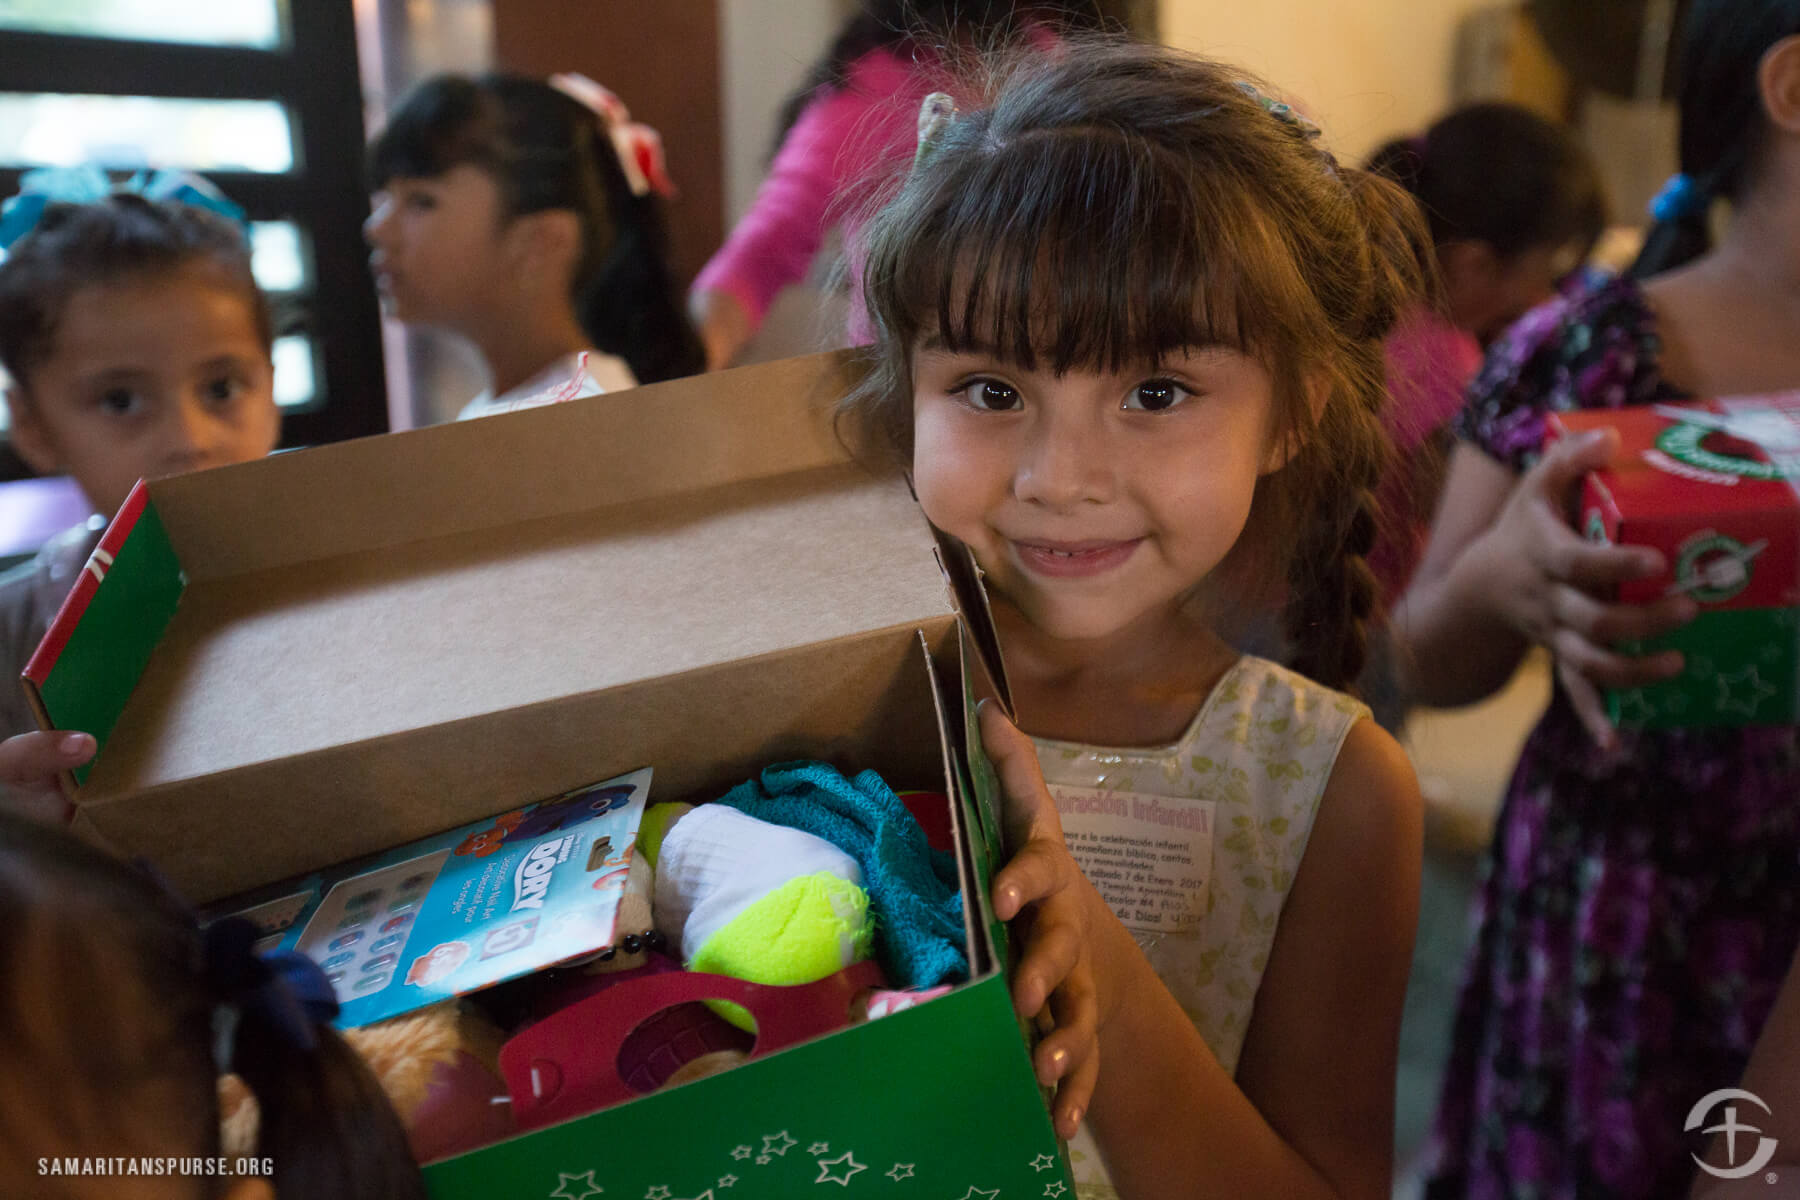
[1007,536,1146,579]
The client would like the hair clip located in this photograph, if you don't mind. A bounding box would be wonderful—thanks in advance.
[549,72,676,200]
[914,92,958,168]
[0,166,249,253]
[1234,80,1322,143]
[1650,173,1708,223]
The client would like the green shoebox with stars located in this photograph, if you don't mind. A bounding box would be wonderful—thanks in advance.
[22,353,1074,1199]
[1551,399,1800,729]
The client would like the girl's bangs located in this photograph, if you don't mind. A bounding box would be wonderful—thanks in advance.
[884,129,1283,373]
[368,81,497,185]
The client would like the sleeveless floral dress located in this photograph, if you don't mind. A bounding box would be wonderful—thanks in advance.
[1424,273,1800,1199]
[1034,657,1369,1196]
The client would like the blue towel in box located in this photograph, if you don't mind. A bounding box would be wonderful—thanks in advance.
[717,761,968,989]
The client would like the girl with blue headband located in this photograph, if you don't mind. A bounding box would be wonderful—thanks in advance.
[0,175,281,775]
[1394,1,1800,1194]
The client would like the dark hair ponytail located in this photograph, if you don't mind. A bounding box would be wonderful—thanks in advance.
[1630,0,1800,279]
[0,813,425,1200]
[232,1008,427,1199]
[1278,164,1430,692]
[370,72,703,383]
[567,112,705,384]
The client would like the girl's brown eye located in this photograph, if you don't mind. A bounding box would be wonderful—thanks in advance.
[964,380,1020,411]
[1125,379,1188,412]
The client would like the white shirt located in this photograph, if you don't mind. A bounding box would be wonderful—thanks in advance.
[455,350,637,421]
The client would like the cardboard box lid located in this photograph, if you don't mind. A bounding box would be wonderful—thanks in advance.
[30,352,959,802]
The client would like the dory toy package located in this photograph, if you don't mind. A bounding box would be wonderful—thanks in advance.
[212,768,651,1027]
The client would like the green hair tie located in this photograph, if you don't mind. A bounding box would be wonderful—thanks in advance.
[1234,80,1322,143]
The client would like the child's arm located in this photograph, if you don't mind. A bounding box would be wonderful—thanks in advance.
[1392,431,1694,739]
[1082,718,1421,1200]
[0,729,93,824]
[688,51,917,369]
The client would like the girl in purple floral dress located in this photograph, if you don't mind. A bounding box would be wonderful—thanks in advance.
[1395,3,1800,1196]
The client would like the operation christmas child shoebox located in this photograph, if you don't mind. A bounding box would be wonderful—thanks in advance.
[1549,395,1800,728]
[21,351,1072,1198]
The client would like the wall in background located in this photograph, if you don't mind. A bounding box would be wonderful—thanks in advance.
[1159,0,1496,164]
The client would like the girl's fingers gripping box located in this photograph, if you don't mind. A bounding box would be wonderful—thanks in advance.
[209,768,650,1027]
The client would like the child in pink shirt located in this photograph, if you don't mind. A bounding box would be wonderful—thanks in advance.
[688,2,1106,370]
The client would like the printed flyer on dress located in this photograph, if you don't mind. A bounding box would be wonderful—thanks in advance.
[1049,784,1214,935]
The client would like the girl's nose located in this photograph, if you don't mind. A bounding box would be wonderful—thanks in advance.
[1013,413,1110,509]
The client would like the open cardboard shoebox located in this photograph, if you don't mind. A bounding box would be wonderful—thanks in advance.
[24,351,1072,1197]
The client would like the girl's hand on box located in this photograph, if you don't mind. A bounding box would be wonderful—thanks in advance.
[0,730,93,825]
[979,699,1101,1140]
[1462,428,1698,748]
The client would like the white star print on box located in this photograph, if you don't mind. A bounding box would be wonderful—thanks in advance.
[645,1187,671,1200]
[730,1146,753,1161]
[1030,1153,1056,1172]
[886,1164,915,1182]
[957,1189,1000,1200]
[549,1171,604,1200]
[814,1152,866,1186]
[1717,666,1778,716]
[762,1131,797,1157]
[1044,1183,1067,1197]
[809,1142,830,1155]
[717,1177,737,1189]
